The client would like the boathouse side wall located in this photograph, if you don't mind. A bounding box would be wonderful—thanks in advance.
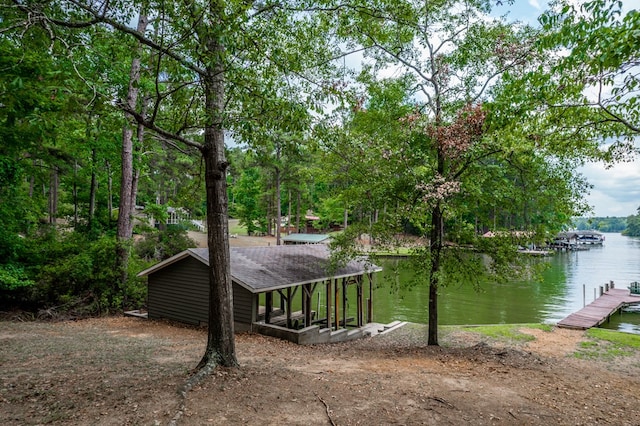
[147,256,256,329]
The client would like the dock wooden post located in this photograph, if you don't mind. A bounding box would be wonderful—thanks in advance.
[325,279,331,330]
[583,284,586,308]
[367,272,373,323]
[611,280,615,289]
[265,291,273,324]
[357,277,363,327]
[599,286,604,296]
[342,277,347,329]
[334,279,339,330]
[304,283,312,327]
[605,282,610,292]
[286,287,292,329]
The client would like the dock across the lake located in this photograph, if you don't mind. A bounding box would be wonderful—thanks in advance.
[557,286,640,330]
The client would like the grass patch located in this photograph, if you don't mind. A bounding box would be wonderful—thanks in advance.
[229,222,248,236]
[574,328,640,359]
[460,324,545,343]
[586,328,640,348]
[370,247,413,256]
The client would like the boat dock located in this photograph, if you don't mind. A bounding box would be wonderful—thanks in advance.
[557,286,640,330]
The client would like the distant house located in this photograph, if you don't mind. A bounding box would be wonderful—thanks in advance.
[137,245,381,344]
[304,213,321,233]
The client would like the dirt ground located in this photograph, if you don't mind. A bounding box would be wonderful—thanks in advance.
[2,317,640,426]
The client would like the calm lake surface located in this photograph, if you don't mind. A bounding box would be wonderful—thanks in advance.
[370,232,640,333]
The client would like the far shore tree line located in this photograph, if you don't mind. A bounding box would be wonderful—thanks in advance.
[573,216,639,234]
[1,0,638,369]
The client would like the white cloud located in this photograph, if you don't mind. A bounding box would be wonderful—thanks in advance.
[580,161,640,217]
[529,0,541,10]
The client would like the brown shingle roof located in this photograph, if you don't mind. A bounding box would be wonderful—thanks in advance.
[139,245,381,293]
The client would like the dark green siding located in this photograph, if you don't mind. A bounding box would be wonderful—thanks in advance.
[233,285,255,324]
[148,256,256,327]
[148,257,209,325]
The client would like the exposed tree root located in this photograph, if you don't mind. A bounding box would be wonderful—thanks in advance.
[169,360,219,426]
[316,393,337,426]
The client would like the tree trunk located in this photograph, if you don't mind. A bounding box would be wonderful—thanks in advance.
[29,159,35,198]
[275,167,281,245]
[428,203,443,346]
[275,139,282,245]
[287,189,292,235]
[89,149,97,227]
[73,160,78,227]
[116,11,148,309]
[196,32,238,370]
[343,207,348,230]
[106,161,112,224]
[296,189,301,234]
[48,166,58,225]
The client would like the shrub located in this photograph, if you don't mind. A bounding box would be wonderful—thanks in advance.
[134,226,197,262]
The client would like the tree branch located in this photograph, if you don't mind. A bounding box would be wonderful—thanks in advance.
[117,100,203,151]
[60,0,207,76]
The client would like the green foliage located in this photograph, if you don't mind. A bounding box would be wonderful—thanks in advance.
[537,0,640,157]
[0,264,35,291]
[231,166,266,235]
[0,228,141,313]
[315,196,346,230]
[622,208,640,237]
[31,233,117,309]
[134,227,197,262]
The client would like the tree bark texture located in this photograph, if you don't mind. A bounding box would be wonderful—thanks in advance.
[197,33,238,369]
[428,204,443,346]
[116,11,148,305]
[48,166,58,225]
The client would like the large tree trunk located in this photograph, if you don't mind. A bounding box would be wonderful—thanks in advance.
[116,11,148,309]
[196,33,238,370]
[428,138,446,346]
[428,203,443,346]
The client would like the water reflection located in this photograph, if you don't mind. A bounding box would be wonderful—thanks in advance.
[371,233,640,333]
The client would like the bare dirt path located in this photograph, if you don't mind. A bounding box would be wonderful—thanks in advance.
[187,219,278,248]
[2,317,640,425]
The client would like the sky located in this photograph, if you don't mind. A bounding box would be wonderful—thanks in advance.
[581,161,640,217]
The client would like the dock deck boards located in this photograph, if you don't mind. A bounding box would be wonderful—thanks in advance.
[557,288,640,330]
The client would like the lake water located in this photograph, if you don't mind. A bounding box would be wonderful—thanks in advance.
[370,232,640,333]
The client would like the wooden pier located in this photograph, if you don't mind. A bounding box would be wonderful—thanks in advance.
[558,288,640,330]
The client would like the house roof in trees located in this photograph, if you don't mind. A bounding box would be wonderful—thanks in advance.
[138,245,381,293]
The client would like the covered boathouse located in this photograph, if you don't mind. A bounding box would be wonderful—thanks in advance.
[137,245,382,344]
